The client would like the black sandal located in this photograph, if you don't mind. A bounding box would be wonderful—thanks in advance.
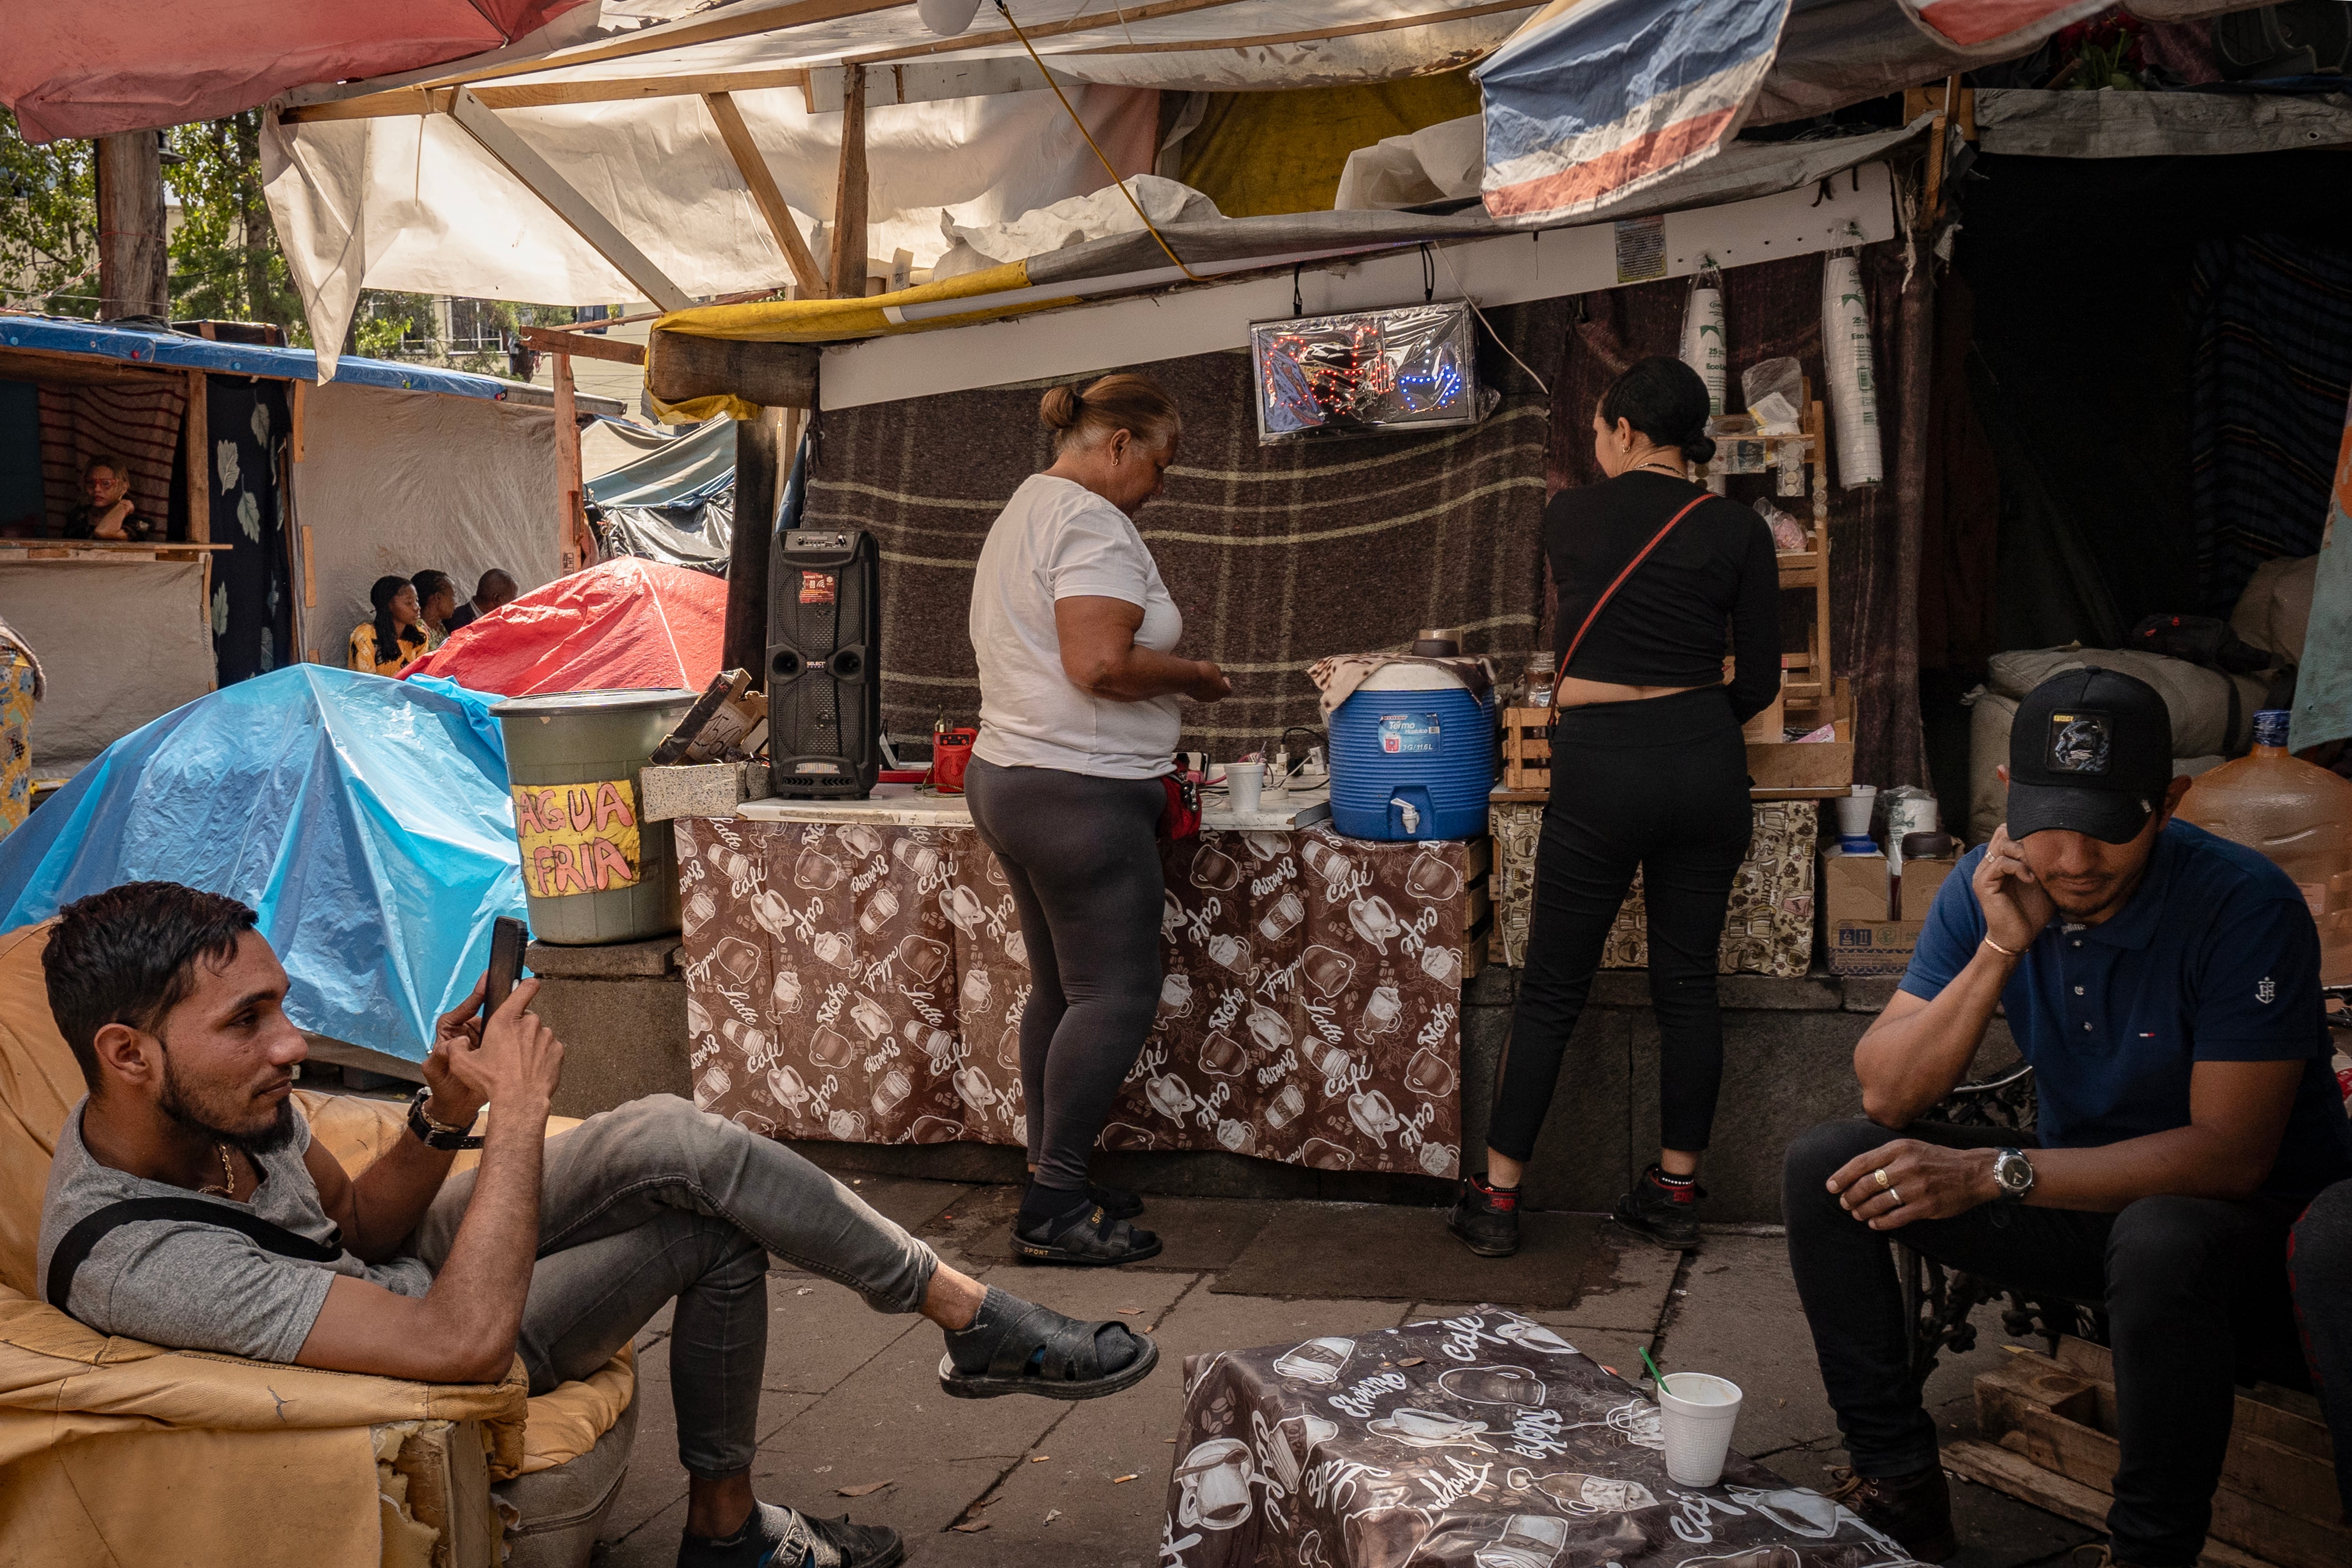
[1088,1181,1145,1220]
[1011,1200,1162,1266]
[938,1287,1160,1401]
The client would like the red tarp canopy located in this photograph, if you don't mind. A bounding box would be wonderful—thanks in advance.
[3,0,590,142]
[402,557,725,697]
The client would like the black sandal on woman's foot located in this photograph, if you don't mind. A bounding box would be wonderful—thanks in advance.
[938,1286,1160,1401]
[1011,1197,1162,1266]
[1088,1181,1144,1220]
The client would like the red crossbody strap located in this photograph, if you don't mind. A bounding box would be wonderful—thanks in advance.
[1550,494,1710,708]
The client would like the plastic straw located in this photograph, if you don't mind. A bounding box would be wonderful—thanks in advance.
[1639,1346,1665,1387]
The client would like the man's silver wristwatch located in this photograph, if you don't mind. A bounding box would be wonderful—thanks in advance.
[1991,1146,2036,1202]
[407,1086,485,1151]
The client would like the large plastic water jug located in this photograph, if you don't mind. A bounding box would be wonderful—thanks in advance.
[2177,709,2352,984]
[1328,663,1494,841]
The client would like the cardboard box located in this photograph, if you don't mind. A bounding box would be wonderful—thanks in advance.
[1820,848,1889,923]
[1829,920,1926,977]
[1895,853,1959,921]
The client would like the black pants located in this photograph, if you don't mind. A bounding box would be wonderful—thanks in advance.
[2287,1178,2352,1522]
[965,756,1166,1194]
[1784,1119,2309,1566]
[1487,686,1751,1161]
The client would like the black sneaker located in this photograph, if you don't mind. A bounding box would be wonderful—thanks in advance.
[1447,1173,1520,1258]
[677,1502,904,1568]
[1612,1165,1703,1251]
[1825,1465,1956,1563]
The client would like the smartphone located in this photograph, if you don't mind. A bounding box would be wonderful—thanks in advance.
[482,916,527,1019]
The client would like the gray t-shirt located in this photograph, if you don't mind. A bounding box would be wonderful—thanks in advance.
[37,1099,433,1363]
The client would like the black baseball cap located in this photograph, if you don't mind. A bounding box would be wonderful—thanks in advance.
[2006,668,2174,844]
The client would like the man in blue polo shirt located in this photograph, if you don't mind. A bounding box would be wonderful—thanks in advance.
[1782,669,2352,1567]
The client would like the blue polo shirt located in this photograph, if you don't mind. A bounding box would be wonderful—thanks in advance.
[1900,820,2352,1198]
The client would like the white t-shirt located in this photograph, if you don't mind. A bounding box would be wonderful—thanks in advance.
[970,474,1183,779]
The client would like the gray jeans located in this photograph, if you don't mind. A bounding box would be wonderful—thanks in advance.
[411,1094,938,1477]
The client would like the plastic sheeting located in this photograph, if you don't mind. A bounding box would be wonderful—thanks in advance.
[594,490,733,575]
[400,556,725,696]
[586,416,733,505]
[931,176,1223,280]
[0,560,212,775]
[0,666,523,1064]
[292,379,561,662]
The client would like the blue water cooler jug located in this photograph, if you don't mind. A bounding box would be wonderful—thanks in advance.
[1328,664,1494,841]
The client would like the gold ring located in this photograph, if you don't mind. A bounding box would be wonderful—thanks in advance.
[1889,1187,1903,1206]
[1874,1168,1891,1190]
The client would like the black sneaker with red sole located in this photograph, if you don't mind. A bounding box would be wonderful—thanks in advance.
[1611,1164,1703,1251]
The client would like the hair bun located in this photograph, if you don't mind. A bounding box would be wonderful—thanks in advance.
[1681,433,1717,464]
[1039,385,1084,431]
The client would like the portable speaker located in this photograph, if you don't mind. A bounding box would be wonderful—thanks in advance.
[767,528,882,797]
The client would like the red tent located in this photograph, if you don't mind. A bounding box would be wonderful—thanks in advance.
[402,557,725,697]
[3,0,589,142]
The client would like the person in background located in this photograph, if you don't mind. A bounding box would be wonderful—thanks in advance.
[348,575,430,677]
[63,454,158,542]
[1451,357,1780,1260]
[410,571,458,650]
[445,569,518,634]
[964,373,1230,1266]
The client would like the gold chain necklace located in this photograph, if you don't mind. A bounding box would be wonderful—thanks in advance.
[198,1144,236,1198]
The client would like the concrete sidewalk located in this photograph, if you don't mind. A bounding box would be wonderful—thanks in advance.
[593,1180,2096,1568]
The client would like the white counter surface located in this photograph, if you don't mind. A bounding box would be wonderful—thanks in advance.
[735,782,1331,832]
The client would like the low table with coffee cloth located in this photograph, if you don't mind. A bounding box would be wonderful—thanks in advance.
[1490,796,1821,978]
[674,791,1485,1179]
[1165,1306,1919,1568]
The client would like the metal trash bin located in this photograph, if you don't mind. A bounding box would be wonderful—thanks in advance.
[492,688,698,945]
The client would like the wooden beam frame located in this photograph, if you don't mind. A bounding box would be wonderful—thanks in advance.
[447,88,694,313]
[1061,0,1534,56]
[518,325,648,366]
[284,68,812,124]
[845,0,1258,66]
[827,65,868,301]
[703,91,829,297]
[553,352,586,572]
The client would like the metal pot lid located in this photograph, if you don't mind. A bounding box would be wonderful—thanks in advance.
[488,687,700,716]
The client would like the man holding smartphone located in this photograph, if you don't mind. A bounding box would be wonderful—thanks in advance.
[1779,671,2352,1568]
[37,881,1155,1568]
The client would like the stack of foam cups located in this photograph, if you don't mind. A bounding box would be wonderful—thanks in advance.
[1821,252,1883,488]
[1680,280,1727,493]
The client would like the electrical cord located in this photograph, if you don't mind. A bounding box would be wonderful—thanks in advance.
[1431,241,1550,398]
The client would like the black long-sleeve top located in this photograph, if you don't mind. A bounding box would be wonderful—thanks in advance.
[1544,470,1782,724]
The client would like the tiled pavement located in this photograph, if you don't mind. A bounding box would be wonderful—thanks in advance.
[593,1179,2095,1568]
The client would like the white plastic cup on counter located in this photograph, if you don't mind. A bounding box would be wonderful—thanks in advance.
[1835,785,1877,843]
[1657,1372,1744,1487]
[1226,761,1264,814]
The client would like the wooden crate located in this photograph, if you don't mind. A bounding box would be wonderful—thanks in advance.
[1501,707,1552,792]
[1942,1337,2342,1568]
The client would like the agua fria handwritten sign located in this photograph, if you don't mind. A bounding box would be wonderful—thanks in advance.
[512,780,642,896]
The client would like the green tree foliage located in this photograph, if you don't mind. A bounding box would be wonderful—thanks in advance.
[0,112,98,315]
[163,111,306,335]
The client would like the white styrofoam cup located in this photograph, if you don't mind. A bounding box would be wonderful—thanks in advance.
[1658,1372,1744,1487]
[1226,761,1264,814]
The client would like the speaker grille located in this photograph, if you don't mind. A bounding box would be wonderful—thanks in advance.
[767,532,881,797]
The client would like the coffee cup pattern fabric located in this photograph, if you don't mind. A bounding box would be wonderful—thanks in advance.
[1162,1307,1914,1568]
[676,818,1468,1177]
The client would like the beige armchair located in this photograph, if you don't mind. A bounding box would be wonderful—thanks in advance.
[0,922,637,1568]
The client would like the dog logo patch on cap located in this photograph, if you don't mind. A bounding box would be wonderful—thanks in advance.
[2047,711,2111,775]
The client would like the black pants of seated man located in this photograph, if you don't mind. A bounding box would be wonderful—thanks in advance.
[1784,1119,2310,1566]
[2286,1178,2352,1523]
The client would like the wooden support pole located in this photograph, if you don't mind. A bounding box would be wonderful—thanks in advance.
[703,91,828,298]
[645,331,818,410]
[828,64,869,301]
[95,132,168,319]
[553,352,587,573]
[182,370,209,544]
[726,406,789,676]
[289,378,308,463]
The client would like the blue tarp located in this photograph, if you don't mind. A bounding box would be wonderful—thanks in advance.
[0,315,533,401]
[0,666,524,1064]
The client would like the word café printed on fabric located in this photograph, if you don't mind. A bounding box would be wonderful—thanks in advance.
[511,780,643,897]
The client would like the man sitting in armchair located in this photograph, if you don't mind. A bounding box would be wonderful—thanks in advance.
[1783,671,2352,1567]
[37,881,1154,1568]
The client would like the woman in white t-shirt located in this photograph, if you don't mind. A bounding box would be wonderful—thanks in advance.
[965,374,1230,1266]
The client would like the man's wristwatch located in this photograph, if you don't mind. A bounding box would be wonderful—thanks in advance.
[407,1086,485,1151]
[1991,1146,2036,1203]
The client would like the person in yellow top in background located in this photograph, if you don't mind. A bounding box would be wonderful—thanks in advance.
[348,575,431,677]
[410,569,458,651]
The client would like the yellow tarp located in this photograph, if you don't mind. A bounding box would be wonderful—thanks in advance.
[1180,70,1483,219]
[648,260,1062,423]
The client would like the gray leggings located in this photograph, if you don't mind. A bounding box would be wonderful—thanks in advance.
[413,1094,937,1478]
[965,756,1166,1194]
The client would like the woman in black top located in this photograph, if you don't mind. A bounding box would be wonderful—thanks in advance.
[1451,357,1780,1259]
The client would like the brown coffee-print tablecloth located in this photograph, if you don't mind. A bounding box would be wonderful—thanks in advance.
[1165,1306,1925,1568]
[675,817,1468,1178]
